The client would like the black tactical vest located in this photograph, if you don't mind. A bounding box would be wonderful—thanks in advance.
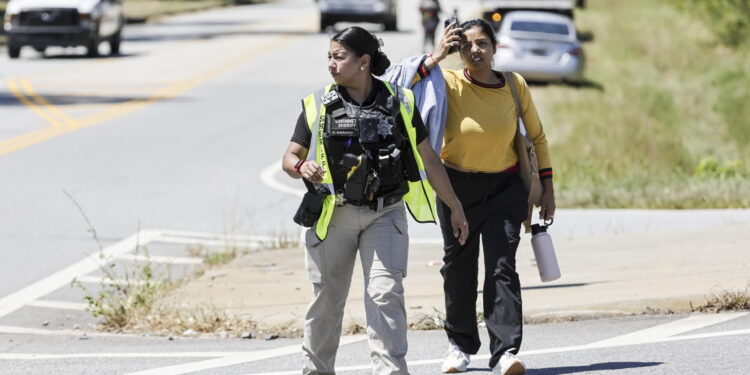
[322,87,409,204]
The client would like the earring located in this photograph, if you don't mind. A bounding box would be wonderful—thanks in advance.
[360,66,366,71]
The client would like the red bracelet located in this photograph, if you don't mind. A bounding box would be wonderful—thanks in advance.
[294,159,306,174]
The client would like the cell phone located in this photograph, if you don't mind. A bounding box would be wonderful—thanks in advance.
[444,16,460,53]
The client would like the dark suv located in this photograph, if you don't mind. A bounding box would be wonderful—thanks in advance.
[318,0,398,32]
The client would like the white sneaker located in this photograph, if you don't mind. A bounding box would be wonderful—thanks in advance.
[441,343,470,373]
[493,351,526,375]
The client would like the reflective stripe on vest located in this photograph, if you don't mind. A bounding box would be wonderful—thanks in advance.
[302,82,436,240]
[382,82,437,225]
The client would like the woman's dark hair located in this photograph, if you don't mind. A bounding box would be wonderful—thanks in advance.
[331,26,391,76]
[459,19,498,48]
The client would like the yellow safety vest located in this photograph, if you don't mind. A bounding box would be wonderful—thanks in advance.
[302,81,437,240]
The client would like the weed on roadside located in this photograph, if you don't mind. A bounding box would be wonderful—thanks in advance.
[691,284,750,313]
[408,308,445,331]
[65,190,174,331]
[71,243,172,331]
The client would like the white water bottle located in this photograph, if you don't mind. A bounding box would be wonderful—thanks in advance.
[531,224,561,282]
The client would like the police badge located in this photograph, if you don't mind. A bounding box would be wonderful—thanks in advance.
[377,120,393,138]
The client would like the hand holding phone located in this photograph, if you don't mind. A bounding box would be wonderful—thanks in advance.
[444,17,460,54]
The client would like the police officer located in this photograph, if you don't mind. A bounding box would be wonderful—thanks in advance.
[282,26,468,375]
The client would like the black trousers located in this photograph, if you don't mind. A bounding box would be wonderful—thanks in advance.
[437,166,528,368]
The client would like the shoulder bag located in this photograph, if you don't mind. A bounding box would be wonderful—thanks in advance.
[503,71,543,232]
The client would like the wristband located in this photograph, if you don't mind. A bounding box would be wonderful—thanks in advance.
[294,159,306,174]
[419,54,433,78]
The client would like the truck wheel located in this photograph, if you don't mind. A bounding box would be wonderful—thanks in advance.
[87,37,100,58]
[8,45,21,59]
[109,32,121,55]
[384,16,397,31]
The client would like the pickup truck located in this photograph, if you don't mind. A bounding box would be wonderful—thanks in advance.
[3,0,125,58]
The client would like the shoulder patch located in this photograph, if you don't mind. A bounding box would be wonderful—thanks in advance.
[321,90,341,106]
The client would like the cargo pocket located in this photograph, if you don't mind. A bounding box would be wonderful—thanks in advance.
[388,210,409,277]
[304,228,327,284]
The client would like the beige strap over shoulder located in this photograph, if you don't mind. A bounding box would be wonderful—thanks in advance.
[503,72,543,232]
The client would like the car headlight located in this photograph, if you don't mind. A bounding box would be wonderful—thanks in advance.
[373,3,386,12]
[3,13,18,31]
[79,13,95,28]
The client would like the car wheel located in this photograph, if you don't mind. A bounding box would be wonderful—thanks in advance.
[384,16,397,31]
[87,36,100,58]
[8,45,21,59]
[109,32,121,55]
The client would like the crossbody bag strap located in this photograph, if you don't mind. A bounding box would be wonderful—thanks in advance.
[503,71,539,232]
[503,71,529,139]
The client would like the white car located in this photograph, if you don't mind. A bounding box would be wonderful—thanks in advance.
[494,11,584,83]
[3,0,125,58]
[317,0,398,32]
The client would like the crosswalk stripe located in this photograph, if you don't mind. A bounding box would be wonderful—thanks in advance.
[26,300,88,311]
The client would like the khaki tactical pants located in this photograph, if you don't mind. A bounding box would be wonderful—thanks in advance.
[302,203,410,375]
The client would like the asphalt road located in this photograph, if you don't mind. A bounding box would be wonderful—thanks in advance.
[1,312,749,374]
[2,0,749,374]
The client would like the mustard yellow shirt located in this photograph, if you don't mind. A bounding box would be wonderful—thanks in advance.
[440,69,552,174]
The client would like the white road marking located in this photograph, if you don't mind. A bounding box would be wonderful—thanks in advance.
[3,316,748,368]
[252,329,750,375]
[259,159,304,198]
[123,335,368,375]
[587,311,749,348]
[0,325,139,338]
[115,254,204,265]
[25,300,88,311]
[155,229,282,242]
[152,237,266,249]
[0,230,161,319]
[154,229,292,249]
[0,352,249,360]
[74,275,155,286]
[3,328,748,363]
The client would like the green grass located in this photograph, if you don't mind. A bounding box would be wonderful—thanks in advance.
[534,0,750,208]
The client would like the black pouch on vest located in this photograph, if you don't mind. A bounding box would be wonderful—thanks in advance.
[293,182,329,227]
[343,155,370,202]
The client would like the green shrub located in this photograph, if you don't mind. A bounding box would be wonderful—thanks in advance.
[673,0,750,47]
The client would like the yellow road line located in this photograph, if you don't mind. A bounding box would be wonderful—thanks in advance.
[1,32,303,157]
[19,78,80,129]
[77,33,300,128]
[5,79,65,128]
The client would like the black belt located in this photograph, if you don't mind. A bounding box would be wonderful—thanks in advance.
[344,191,403,211]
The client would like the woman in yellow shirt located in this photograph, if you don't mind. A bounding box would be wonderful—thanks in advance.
[419,19,556,375]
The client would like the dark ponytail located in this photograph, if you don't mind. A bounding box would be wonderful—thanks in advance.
[371,50,391,76]
[331,26,391,76]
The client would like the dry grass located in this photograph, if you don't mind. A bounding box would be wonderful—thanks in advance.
[408,308,445,331]
[691,285,750,313]
[535,0,750,208]
[343,321,367,335]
